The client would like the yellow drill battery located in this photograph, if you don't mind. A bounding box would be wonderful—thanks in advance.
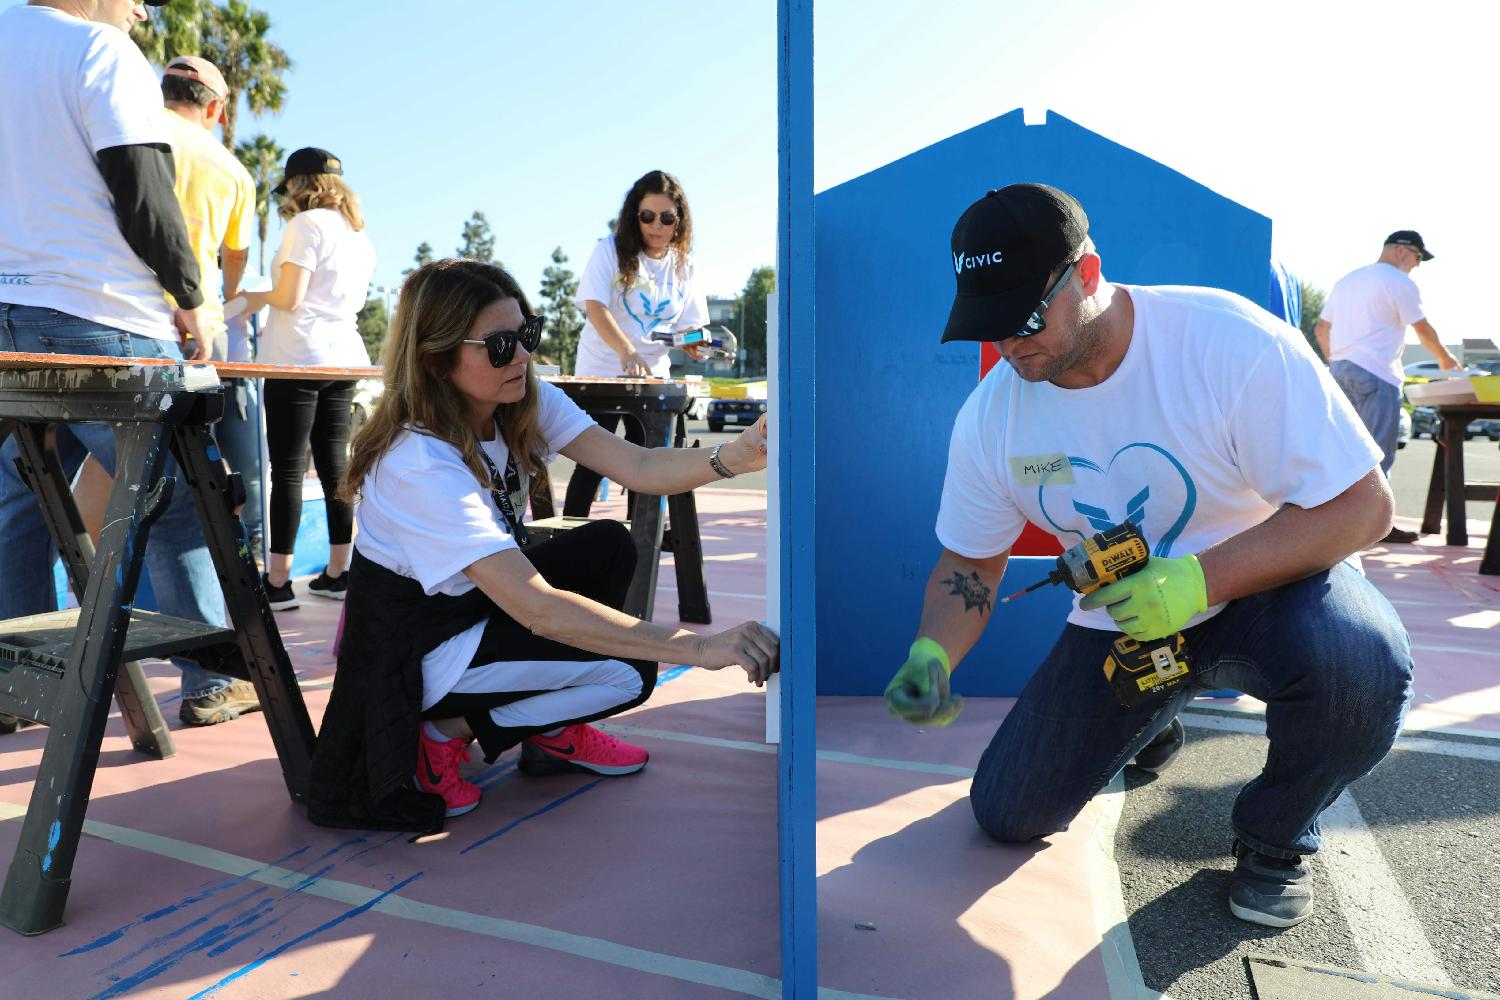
[1102,634,1192,708]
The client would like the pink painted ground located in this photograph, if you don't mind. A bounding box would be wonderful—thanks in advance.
[1,500,1495,998]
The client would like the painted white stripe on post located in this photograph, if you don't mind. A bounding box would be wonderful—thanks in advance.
[1321,792,1453,986]
[0,802,890,1000]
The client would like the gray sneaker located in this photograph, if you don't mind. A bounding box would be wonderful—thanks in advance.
[180,678,262,727]
[1228,839,1313,927]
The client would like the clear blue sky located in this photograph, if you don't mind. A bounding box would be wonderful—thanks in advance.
[11,1,1492,347]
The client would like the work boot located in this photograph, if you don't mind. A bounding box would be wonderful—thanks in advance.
[1228,839,1314,927]
[1381,527,1420,544]
[1131,716,1185,774]
[180,678,262,727]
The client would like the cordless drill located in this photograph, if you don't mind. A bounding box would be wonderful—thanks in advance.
[1003,520,1191,707]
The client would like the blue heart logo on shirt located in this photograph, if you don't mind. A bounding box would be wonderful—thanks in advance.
[1034,442,1197,556]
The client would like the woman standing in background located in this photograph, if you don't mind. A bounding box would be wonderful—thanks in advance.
[564,169,711,517]
[235,146,376,610]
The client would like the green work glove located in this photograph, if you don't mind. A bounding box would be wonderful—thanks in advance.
[884,637,963,727]
[1079,553,1208,642]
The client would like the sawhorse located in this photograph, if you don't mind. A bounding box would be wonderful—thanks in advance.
[534,377,713,624]
[0,355,315,935]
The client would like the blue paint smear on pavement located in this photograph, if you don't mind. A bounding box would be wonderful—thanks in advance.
[460,778,605,856]
[185,871,424,999]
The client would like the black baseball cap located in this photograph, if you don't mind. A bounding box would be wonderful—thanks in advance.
[942,183,1089,343]
[1385,230,1433,261]
[273,147,344,196]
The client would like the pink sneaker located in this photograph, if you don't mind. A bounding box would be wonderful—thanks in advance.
[415,728,481,817]
[520,724,649,776]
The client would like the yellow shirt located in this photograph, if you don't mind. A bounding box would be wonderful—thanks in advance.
[161,108,256,360]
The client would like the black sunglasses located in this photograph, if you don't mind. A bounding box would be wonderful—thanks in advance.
[1017,260,1079,338]
[461,315,545,368]
[638,209,679,226]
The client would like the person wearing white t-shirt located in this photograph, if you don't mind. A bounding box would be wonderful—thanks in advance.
[234,146,376,611]
[883,184,1412,930]
[304,259,776,831]
[563,169,712,517]
[1315,231,1459,544]
[0,0,254,731]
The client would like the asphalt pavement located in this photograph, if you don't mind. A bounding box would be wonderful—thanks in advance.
[1390,436,1500,525]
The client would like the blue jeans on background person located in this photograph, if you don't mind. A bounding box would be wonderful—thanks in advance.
[216,377,264,557]
[1331,360,1401,475]
[969,559,1413,859]
[0,303,232,699]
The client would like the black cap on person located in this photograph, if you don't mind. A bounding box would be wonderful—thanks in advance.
[1385,230,1433,261]
[273,147,344,197]
[942,183,1089,343]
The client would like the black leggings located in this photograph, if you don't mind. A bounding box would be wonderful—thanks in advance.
[263,379,355,555]
[562,411,643,517]
[421,519,658,762]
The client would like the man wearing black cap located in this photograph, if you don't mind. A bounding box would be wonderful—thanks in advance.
[884,183,1413,929]
[1316,232,1459,544]
[0,0,253,730]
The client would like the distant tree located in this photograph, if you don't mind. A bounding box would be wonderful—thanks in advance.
[357,294,388,363]
[732,265,775,376]
[199,0,291,150]
[1298,278,1328,361]
[233,133,283,274]
[456,212,498,265]
[404,241,434,277]
[606,217,617,235]
[130,0,203,63]
[536,247,584,373]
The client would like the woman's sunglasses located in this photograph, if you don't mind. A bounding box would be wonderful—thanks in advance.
[638,209,679,227]
[461,315,546,368]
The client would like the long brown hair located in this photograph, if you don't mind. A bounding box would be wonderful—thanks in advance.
[278,173,365,231]
[613,169,694,292]
[339,259,547,503]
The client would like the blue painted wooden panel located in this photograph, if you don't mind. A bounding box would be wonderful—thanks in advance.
[777,0,818,996]
[812,110,1271,695]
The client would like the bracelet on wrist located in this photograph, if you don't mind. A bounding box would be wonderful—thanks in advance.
[709,442,736,479]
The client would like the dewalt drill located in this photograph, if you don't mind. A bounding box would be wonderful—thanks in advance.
[1003,521,1191,707]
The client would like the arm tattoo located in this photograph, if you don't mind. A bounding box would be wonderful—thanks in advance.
[943,571,992,615]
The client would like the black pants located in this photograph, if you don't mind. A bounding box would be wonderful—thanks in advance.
[263,379,355,555]
[422,519,658,761]
[562,412,643,517]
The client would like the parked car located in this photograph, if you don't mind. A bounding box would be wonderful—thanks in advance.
[707,397,767,433]
[1397,407,1410,449]
[1408,404,1500,441]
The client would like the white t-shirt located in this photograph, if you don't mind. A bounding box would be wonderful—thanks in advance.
[573,236,709,378]
[354,380,596,708]
[257,208,376,367]
[936,284,1382,632]
[1321,262,1425,386]
[0,5,177,339]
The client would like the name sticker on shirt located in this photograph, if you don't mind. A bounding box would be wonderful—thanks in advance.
[1009,453,1075,487]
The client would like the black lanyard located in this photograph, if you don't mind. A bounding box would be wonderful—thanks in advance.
[478,445,529,549]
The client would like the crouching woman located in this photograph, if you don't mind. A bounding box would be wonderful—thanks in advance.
[306,258,776,832]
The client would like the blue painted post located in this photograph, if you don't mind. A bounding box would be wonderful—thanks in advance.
[778,0,817,996]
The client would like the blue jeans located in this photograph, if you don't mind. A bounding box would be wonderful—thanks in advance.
[970,560,1413,859]
[1331,360,1400,475]
[215,378,264,552]
[0,303,231,698]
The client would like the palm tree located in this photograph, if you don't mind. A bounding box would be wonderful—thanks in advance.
[234,133,284,275]
[130,0,202,64]
[200,1,291,150]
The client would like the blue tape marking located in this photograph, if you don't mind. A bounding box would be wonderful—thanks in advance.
[657,665,693,685]
[473,758,519,791]
[460,778,605,855]
[184,871,424,1000]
